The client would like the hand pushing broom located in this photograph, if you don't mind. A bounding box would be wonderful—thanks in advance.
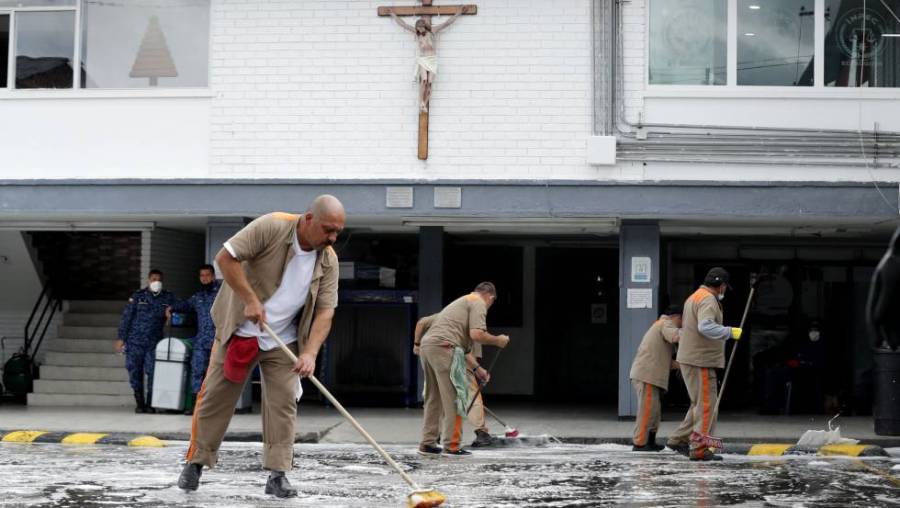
[262,323,446,508]
[691,273,761,453]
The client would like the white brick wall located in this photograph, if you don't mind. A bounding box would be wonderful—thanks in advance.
[620,0,646,125]
[209,0,595,180]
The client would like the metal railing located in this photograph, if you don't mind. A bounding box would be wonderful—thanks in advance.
[22,282,62,366]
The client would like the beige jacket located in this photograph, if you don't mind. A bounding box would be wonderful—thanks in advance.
[629,317,679,390]
[210,212,339,346]
[420,294,488,353]
[676,287,725,368]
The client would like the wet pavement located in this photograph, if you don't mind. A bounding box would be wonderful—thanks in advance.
[1,441,898,507]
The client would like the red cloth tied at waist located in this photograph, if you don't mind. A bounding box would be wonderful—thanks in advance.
[224,334,259,383]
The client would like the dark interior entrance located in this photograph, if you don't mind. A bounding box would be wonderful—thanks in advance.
[535,247,619,403]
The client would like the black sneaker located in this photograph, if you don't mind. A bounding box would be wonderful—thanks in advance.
[690,448,724,461]
[667,443,690,456]
[632,442,664,452]
[470,430,493,448]
[177,463,202,491]
[417,444,443,457]
[442,448,472,457]
[265,471,298,498]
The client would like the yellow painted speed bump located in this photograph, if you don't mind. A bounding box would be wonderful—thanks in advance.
[61,433,108,445]
[818,444,870,457]
[128,436,165,448]
[747,444,793,456]
[2,431,48,443]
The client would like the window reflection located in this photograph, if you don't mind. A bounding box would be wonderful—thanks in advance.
[0,15,8,88]
[649,0,727,85]
[15,10,75,89]
[81,0,210,88]
[738,0,815,86]
[825,0,900,87]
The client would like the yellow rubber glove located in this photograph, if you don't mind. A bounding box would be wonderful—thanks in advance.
[731,327,743,340]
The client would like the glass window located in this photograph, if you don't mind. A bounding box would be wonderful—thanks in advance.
[15,10,75,89]
[0,0,74,6]
[81,0,210,88]
[737,0,815,86]
[824,0,900,87]
[649,0,727,85]
[0,15,8,88]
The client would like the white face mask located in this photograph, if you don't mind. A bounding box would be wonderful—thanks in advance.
[149,281,163,293]
[716,292,725,301]
[809,331,820,342]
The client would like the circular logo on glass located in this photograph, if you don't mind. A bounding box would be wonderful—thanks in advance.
[835,8,887,59]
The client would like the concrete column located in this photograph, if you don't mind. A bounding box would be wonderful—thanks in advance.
[416,226,444,402]
[206,217,252,274]
[618,222,661,417]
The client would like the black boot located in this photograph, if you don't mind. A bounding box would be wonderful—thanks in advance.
[134,391,147,414]
[265,471,298,498]
[471,430,493,448]
[177,462,202,491]
[633,431,665,452]
[667,442,690,456]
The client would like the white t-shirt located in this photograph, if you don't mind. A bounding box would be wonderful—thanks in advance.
[226,230,317,351]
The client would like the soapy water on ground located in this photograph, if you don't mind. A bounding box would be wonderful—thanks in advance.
[0,442,897,507]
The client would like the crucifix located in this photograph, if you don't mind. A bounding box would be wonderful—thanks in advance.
[379,0,477,160]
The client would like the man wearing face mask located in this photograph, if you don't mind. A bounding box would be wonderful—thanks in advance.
[178,196,344,498]
[115,269,177,414]
[666,267,742,461]
[169,264,221,414]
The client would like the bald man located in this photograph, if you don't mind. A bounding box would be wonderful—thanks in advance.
[179,196,345,497]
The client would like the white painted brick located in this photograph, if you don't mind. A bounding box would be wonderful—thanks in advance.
[207,0,594,181]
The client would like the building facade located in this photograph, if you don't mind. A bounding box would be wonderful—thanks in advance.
[0,0,897,415]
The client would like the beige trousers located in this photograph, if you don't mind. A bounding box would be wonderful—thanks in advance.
[667,364,718,446]
[466,369,488,433]
[419,344,464,451]
[186,338,299,471]
[632,380,662,446]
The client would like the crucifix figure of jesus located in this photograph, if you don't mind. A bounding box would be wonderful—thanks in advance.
[379,1,477,159]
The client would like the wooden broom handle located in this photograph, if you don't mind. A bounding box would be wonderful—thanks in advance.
[261,323,420,490]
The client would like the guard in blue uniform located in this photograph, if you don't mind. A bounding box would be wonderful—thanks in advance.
[171,264,220,414]
[115,269,176,413]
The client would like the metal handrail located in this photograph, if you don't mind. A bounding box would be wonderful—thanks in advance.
[22,282,62,362]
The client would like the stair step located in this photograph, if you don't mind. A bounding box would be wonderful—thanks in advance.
[43,351,125,368]
[46,338,118,353]
[66,300,125,314]
[33,379,133,396]
[57,325,119,340]
[64,313,122,327]
[40,366,129,382]
[27,392,133,407]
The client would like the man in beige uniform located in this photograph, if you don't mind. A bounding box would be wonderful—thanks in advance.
[666,267,742,461]
[178,196,344,497]
[416,282,509,457]
[414,316,493,448]
[629,305,682,452]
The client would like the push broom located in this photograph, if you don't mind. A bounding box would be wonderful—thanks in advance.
[262,323,446,508]
[691,274,760,454]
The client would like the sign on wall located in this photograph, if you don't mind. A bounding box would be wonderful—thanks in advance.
[631,256,651,283]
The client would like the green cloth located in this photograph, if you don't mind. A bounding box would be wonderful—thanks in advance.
[450,346,471,417]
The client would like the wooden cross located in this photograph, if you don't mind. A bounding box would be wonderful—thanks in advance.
[379,0,477,160]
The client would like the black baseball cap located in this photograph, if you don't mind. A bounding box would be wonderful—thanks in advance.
[664,304,683,316]
[703,267,732,289]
